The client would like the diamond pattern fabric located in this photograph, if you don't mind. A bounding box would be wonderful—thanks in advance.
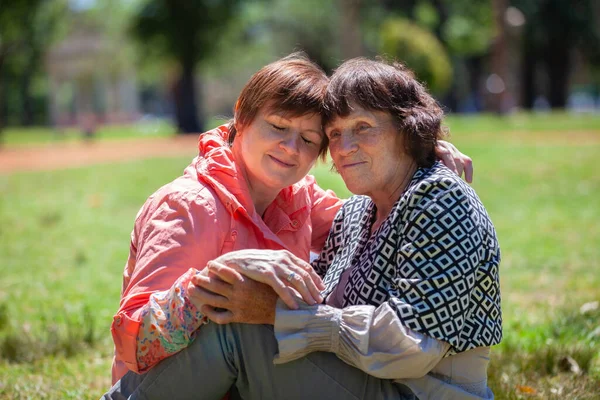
[313,162,502,355]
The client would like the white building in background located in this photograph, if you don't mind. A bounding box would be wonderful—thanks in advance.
[45,26,140,129]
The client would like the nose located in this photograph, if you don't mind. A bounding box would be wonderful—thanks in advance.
[279,132,300,155]
[336,132,358,157]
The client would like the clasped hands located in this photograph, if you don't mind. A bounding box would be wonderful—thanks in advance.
[187,249,325,325]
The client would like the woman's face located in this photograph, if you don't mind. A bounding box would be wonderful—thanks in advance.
[236,107,324,193]
[325,106,410,198]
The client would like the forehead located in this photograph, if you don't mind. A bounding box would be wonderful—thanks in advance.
[260,99,321,119]
[325,105,394,128]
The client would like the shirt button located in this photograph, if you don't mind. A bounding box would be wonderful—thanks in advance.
[291,220,299,227]
[115,316,122,326]
[231,230,238,238]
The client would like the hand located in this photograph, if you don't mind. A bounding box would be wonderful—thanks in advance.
[435,140,473,183]
[189,265,277,325]
[206,249,324,309]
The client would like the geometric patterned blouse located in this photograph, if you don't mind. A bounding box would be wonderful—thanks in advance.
[313,161,502,355]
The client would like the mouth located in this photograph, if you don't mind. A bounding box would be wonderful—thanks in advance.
[268,155,295,168]
[341,161,366,169]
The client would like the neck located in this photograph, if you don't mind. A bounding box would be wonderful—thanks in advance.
[232,144,279,217]
[371,161,417,227]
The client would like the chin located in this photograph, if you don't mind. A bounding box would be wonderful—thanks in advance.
[344,183,366,196]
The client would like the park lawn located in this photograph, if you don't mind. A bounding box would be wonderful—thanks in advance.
[2,112,600,148]
[0,117,228,148]
[0,120,599,399]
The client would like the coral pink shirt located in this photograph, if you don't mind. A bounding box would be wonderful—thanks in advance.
[111,126,342,383]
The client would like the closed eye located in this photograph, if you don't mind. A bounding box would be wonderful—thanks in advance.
[301,136,313,145]
[271,124,285,131]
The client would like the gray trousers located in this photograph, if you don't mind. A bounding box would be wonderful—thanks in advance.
[103,322,415,400]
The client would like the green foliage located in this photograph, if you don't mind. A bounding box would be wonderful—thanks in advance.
[379,17,453,95]
[0,0,68,126]
[131,0,243,67]
[440,0,493,56]
[259,0,340,71]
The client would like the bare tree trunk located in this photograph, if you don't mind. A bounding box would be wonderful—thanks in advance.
[173,61,201,134]
[0,53,5,146]
[20,58,37,126]
[339,0,363,60]
[520,27,536,110]
[431,0,458,111]
[490,0,510,114]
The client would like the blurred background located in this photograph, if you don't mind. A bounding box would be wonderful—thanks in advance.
[0,0,599,399]
[1,0,599,138]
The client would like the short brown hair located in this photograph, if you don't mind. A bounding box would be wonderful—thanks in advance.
[228,52,329,159]
[322,58,446,167]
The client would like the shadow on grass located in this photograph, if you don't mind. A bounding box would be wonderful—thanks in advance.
[0,304,98,363]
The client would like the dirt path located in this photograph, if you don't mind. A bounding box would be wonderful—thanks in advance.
[0,136,199,174]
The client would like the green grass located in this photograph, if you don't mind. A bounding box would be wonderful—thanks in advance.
[445,111,600,134]
[0,117,229,147]
[0,121,175,147]
[1,113,599,399]
[2,112,599,148]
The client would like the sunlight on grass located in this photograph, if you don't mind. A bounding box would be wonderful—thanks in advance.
[0,113,599,399]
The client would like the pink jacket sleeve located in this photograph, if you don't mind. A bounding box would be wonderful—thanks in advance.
[111,190,223,374]
[307,176,344,253]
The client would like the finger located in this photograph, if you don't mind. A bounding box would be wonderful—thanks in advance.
[207,261,245,284]
[201,305,234,325]
[262,273,299,310]
[279,253,319,303]
[294,259,325,291]
[288,266,323,304]
[286,252,325,291]
[463,156,473,183]
[438,147,458,174]
[281,268,318,305]
[454,155,465,179]
[192,273,232,298]
[190,284,230,309]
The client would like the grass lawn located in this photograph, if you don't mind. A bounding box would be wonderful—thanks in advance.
[0,113,599,399]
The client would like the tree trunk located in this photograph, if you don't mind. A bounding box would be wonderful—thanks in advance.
[0,53,5,145]
[545,43,570,109]
[173,62,202,134]
[339,0,362,60]
[520,28,536,110]
[467,55,484,112]
[431,0,458,111]
[20,58,37,126]
[490,0,510,114]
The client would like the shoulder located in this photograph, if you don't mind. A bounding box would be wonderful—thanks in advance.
[135,172,221,227]
[407,162,474,209]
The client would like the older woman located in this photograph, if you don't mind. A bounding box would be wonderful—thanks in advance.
[104,54,471,399]
[106,58,500,400]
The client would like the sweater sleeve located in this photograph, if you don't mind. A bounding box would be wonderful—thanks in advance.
[274,300,449,379]
[111,190,222,374]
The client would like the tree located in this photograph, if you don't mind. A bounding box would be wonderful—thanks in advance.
[0,0,66,135]
[0,0,42,133]
[514,0,600,109]
[379,18,452,95]
[374,0,494,111]
[131,0,243,133]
